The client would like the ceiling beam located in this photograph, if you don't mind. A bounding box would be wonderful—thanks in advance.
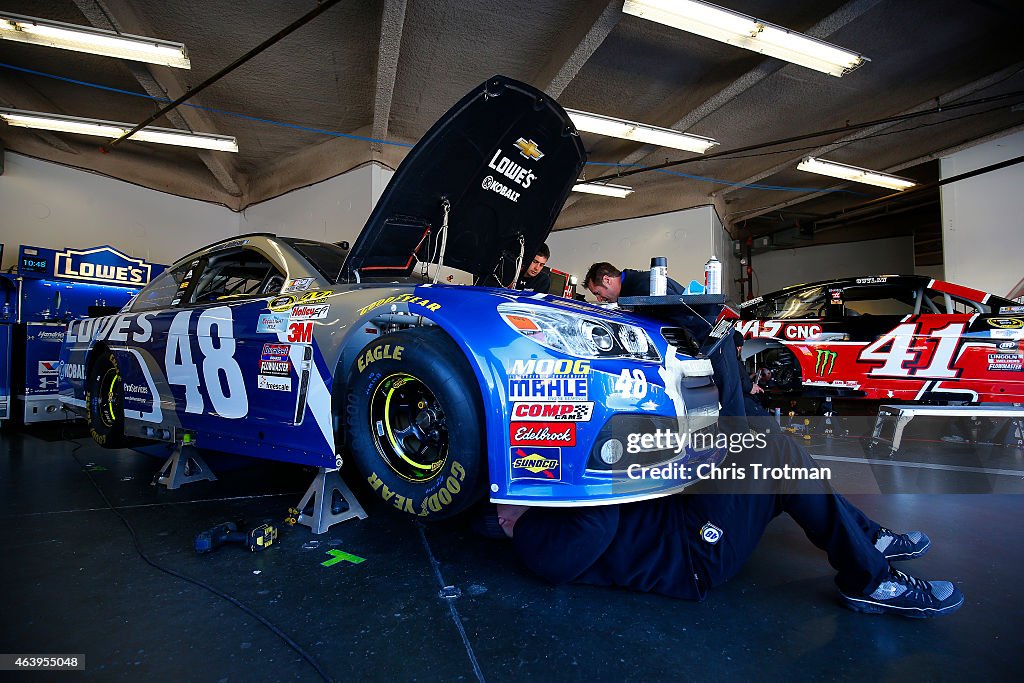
[533,0,621,99]
[72,0,243,199]
[371,0,408,159]
[715,62,1024,199]
[614,0,882,169]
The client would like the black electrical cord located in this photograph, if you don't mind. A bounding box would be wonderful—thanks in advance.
[67,442,335,683]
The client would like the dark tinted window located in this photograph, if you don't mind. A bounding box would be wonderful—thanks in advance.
[753,286,826,319]
[283,238,349,282]
[131,262,192,312]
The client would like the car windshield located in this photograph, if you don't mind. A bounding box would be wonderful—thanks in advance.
[282,238,349,282]
[754,285,827,319]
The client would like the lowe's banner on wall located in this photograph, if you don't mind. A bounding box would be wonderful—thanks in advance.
[18,245,164,287]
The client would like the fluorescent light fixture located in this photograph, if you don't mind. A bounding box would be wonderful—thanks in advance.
[0,12,190,68]
[567,109,718,154]
[797,157,916,191]
[623,0,867,77]
[572,181,634,198]
[0,109,238,152]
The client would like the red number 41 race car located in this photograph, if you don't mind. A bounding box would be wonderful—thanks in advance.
[734,275,1024,405]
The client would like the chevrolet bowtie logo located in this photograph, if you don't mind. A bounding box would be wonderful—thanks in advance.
[514,137,544,161]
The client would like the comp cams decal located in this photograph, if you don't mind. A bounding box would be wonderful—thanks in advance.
[507,359,589,401]
[510,401,594,422]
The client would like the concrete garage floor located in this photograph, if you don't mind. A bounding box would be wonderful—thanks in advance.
[1,419,1022,681]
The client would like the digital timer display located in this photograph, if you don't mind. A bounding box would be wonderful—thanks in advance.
[20,257,49,274]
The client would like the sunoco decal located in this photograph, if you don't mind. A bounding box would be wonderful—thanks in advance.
[510,447,561,481]
[510,422,576,447]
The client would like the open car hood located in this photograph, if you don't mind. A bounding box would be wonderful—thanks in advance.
[342,75,586,284]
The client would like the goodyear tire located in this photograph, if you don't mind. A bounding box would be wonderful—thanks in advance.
[86,351,127,448]
[346,328,485,520]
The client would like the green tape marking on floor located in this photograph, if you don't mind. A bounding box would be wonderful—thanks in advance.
[321,549,366,567]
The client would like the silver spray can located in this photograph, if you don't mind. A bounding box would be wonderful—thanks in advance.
[704,256,722,294]
[650,257,667,296]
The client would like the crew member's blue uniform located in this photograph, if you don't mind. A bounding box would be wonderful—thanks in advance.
[512,434,891,599]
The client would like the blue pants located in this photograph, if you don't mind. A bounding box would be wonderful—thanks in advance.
[684,434,890,595]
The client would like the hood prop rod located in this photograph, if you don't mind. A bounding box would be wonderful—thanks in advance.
[431,198,452,284]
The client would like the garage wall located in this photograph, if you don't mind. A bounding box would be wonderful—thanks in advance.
[240,164,395,244]
[750,236,915,295]
[940,129,1024,298]
[0,152,239,270]
[0,152,397,270]
[546,205,731,298]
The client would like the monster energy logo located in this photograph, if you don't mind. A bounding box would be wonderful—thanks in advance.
[815,349,837,375]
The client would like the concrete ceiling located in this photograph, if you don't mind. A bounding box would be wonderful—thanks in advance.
[1,0,1022,241]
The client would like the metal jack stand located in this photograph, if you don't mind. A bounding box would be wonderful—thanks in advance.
[296,468,367,534]
[156,439,218,489]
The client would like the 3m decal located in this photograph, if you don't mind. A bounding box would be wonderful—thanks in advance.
[814,349,837,375]
[510,447,561,481]
[510,401,594,422]
[290,304,330,320]
[510,422,576,446]
[357,293,442,316]
[859,322,966,379]
[287,321,313,343]
[282,277,314,293]
[164,307,248,418]
[513,137,544,161]
[357,344,404,372]
[988,317,1024,330]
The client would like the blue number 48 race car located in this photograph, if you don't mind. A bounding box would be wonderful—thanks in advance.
[59,76,724,519]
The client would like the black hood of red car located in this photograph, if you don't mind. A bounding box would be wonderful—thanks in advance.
[342,75,585,284]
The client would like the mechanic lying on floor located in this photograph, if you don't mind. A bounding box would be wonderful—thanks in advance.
[483,261,966,618]
[491,434,963,618]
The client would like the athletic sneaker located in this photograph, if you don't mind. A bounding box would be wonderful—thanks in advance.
[874,527,931,560]
[841,567,964,618]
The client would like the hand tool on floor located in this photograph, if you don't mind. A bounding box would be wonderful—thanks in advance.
[194,521,278,553]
